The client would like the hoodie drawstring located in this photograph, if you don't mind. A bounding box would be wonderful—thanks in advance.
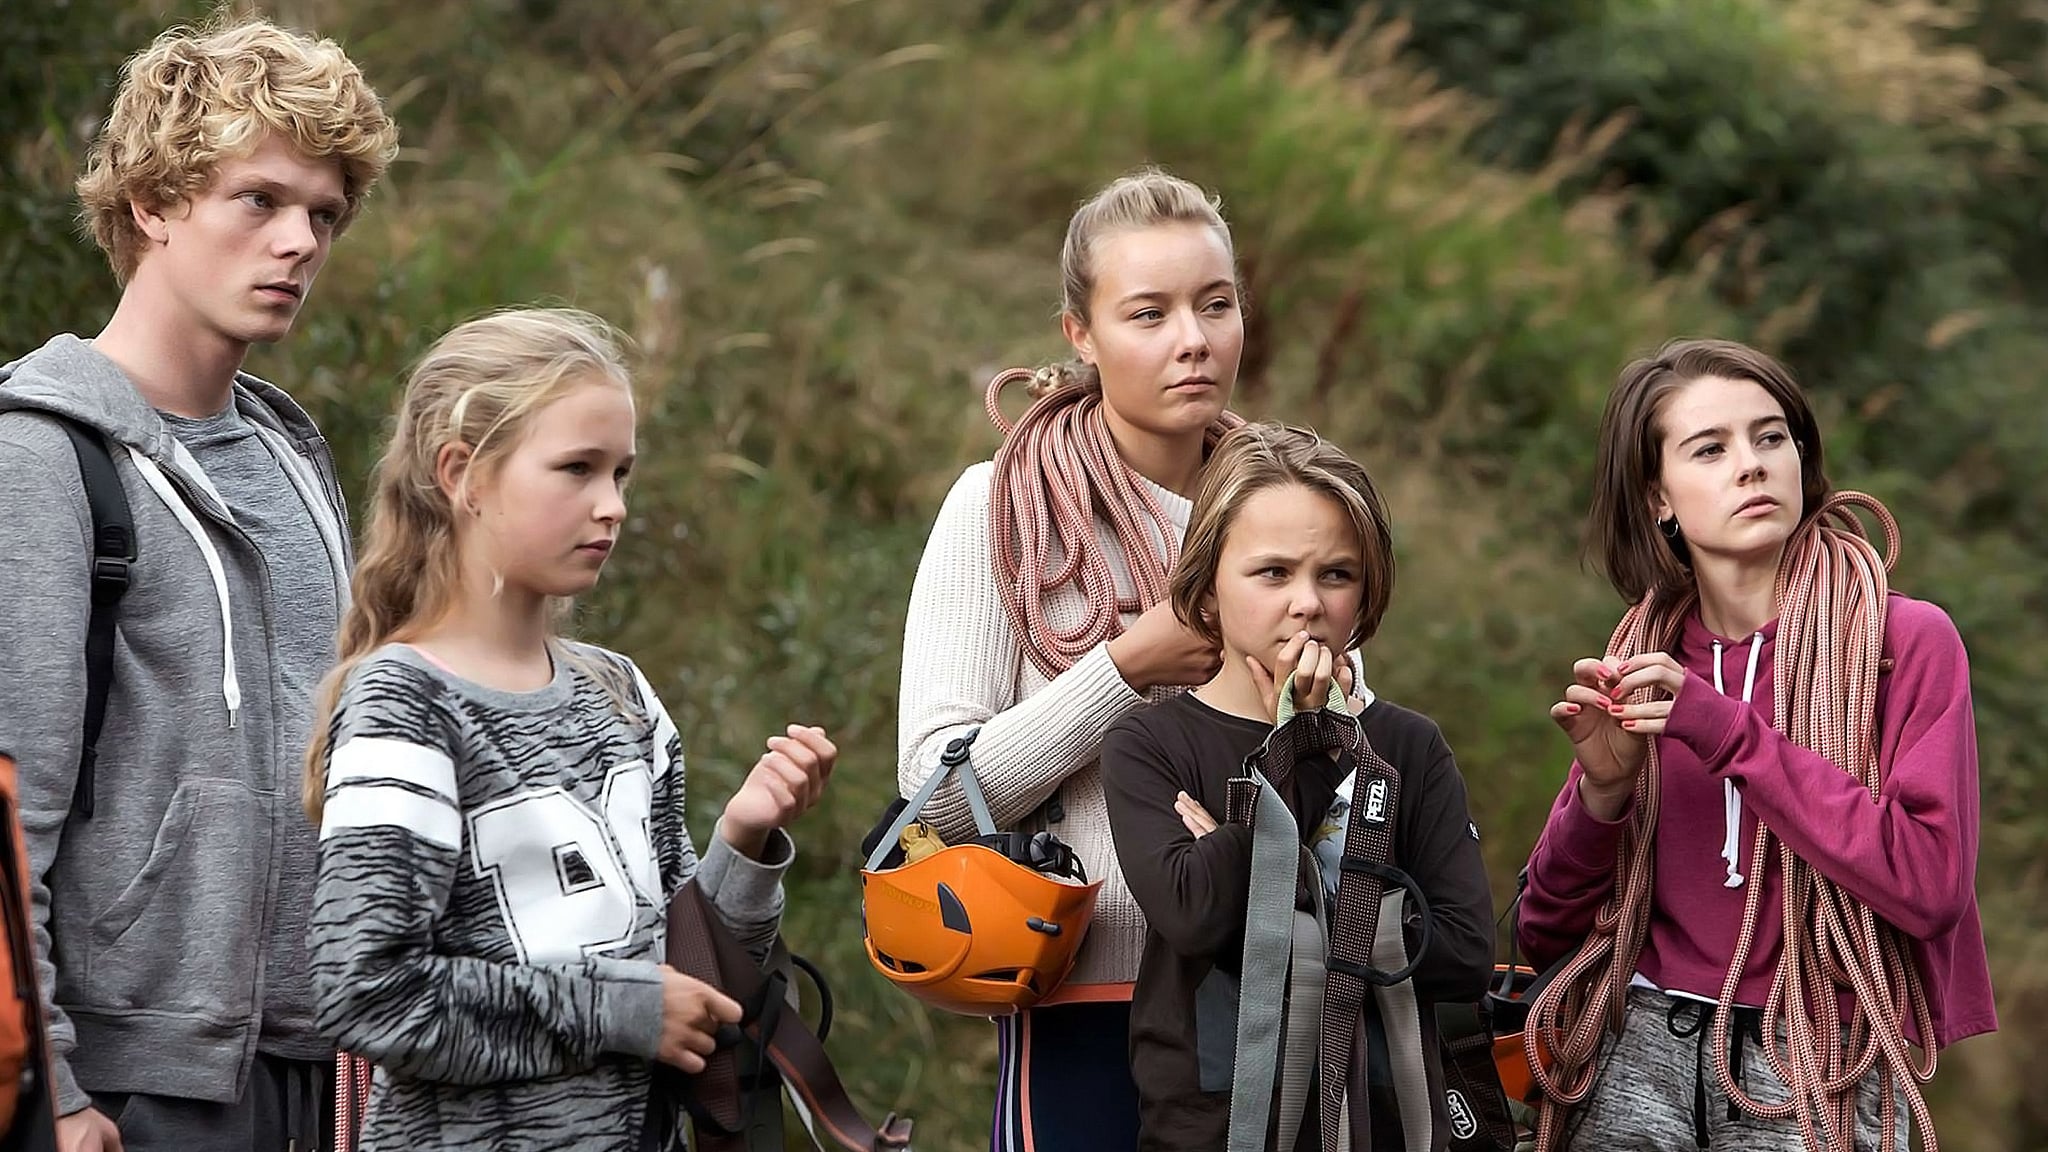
[1666,995,1766,1148]
[125,447,241,728]
[1709,633,1763,888]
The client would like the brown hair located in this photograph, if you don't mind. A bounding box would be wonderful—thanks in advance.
[303,308,632,821]
[76,13,400,283]
[1170,422,1396,652]
[1588,338,1832,604]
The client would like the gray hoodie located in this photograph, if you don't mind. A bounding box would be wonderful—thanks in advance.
[0,335,351,1112]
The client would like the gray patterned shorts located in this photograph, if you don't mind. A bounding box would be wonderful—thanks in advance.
[1560,987,1912,1152]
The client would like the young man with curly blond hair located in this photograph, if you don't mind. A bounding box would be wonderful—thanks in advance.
[0,16,397,1151]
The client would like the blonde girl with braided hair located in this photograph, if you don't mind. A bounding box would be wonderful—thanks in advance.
[1516,339,1996,1151]
[897,169,1363,1149]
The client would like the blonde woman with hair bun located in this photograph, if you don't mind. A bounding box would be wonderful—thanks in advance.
[894,169,1369,1148]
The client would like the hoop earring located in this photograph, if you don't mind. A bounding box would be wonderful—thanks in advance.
[1659,516,1682,540]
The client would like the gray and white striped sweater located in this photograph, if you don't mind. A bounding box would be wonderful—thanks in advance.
[309,642,790,1151]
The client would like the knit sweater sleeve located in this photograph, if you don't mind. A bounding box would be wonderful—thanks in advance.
[896,461,1148,838]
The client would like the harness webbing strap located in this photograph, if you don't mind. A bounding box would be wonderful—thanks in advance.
[1276,903,1328,1150]
[667,880,914,1152]
[1319,737,1438,1152]
[1369,886,1433,1152]
[1228,680,1356,1152]
[1227,763,1306,1152]
[1231,678,1448,1152]
[866,729,997,872]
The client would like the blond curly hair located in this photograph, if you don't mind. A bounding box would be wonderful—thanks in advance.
[76,14,400,283]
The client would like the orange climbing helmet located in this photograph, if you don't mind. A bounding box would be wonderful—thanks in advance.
[858,731,1102,1016]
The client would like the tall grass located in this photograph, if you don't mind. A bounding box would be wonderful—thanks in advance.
[7,0,2037,1145]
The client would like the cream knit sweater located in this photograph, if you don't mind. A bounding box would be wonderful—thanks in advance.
[895,460,1186,990]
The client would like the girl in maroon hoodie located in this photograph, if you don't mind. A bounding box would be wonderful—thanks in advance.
[1516,339,1995,1152]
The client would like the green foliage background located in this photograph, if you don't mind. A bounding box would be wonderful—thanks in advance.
[3,0,2042,1146]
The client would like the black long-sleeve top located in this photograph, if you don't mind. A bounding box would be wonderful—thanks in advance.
[1104,692,1495,1151]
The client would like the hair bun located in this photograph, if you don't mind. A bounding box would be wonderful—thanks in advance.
[1026,364,1068,400]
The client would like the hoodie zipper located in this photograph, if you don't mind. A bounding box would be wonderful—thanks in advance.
[301,434,352,550]
[145,442,310,1077]
[116,438,294,1088]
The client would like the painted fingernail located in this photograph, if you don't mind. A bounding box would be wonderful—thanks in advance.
[1595,696,1612,709]
[1562,704,1581,715]
[1622,719,1637,729]
[1608,705,1626,716]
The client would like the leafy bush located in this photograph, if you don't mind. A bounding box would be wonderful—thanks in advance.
[6,0,2041,1145]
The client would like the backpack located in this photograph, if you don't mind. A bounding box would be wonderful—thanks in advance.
[0,755,60,1150]
[1442,873,1567,1152]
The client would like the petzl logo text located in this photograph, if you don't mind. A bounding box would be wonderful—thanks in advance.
[1363,778,1388,823]
[1446,1088,1478,1139]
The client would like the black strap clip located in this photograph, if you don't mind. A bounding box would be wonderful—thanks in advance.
[1329,858,1435,987]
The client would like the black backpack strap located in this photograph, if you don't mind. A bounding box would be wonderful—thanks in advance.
[56,421,134,822]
